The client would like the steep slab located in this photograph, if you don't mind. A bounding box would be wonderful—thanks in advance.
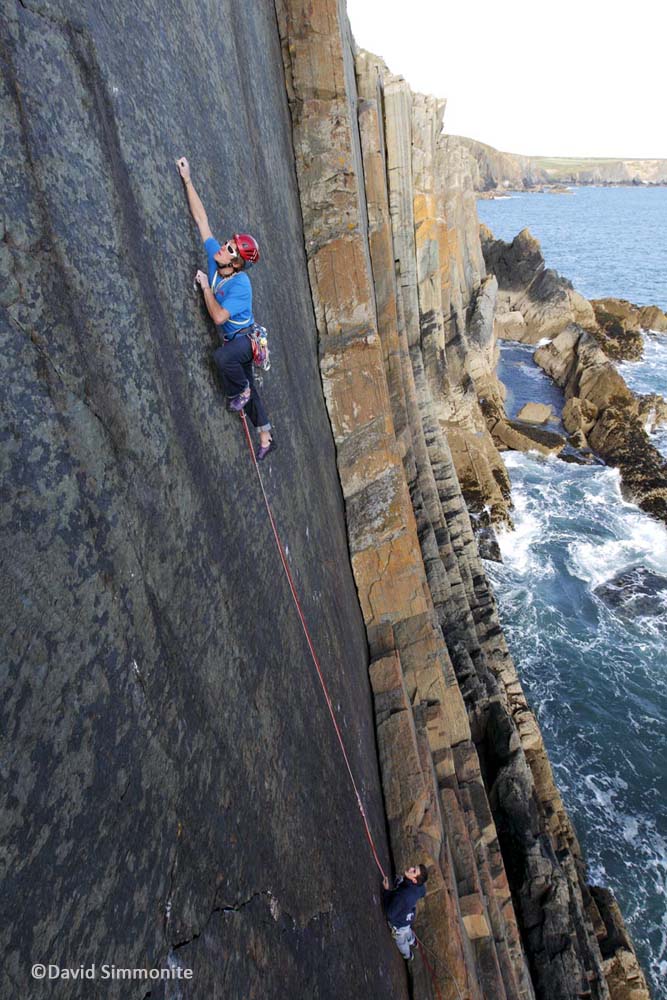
[1,4,399,997]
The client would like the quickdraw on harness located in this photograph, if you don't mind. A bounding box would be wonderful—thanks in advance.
[247,322,270,371]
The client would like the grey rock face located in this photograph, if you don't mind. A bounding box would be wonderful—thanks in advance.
[594,567,667,618]
[481,228,596,342]
[1,5,399,997]
[481,226,546,291]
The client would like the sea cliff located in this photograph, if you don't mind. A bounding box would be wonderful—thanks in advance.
[1,2,649,999]
[447,135,667,192]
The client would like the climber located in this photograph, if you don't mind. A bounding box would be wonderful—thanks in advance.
[176,156,275,460]
[382,864,428,961]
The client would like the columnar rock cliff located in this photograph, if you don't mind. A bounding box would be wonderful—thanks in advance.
[277,5,648,999]
[1,2,649,999]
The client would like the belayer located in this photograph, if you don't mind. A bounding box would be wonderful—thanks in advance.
[177,157,275,460]
[382,864,428,960]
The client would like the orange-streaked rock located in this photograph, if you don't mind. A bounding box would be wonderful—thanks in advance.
[277,4,646,998]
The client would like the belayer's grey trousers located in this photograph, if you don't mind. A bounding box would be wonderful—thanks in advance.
[390,923,415,959]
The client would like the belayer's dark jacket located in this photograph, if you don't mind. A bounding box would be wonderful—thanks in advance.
[382,877,426,929]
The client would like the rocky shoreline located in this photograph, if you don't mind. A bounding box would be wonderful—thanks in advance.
[478,186,574,199]
[481,226,667,525]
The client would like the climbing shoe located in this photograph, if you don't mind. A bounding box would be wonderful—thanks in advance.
[256,438,276,461]
[229,386,251,412]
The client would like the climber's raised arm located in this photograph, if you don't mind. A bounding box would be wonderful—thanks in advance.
[178,160,273,460]
[177,157,213,242]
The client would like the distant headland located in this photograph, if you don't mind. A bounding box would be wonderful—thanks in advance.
[447,135,667,193]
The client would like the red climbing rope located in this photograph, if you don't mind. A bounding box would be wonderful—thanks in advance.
[415,937,445,1000]
[415,933,463,1000]
[239,414,387,880]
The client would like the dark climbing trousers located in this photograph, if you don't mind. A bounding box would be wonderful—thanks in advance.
[213,334,271,431]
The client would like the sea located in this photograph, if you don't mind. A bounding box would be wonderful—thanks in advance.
[478,187,667,995]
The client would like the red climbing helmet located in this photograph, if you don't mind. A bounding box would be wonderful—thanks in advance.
[233,233,260,265]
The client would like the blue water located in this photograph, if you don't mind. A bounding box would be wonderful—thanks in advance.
[486,457,667,994]
[618,332,667,458]
[479,188,667,995]
[497,341,565,424]
[478,186,667,309]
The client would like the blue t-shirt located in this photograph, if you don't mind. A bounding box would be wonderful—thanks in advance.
[204,236,254,339]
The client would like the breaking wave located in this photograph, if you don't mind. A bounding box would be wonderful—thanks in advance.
[486,451,667,996]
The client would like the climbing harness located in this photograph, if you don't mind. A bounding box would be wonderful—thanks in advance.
[239,412,460,1000]
[239,412,385,879]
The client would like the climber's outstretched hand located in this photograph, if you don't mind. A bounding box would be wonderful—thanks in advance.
[176,157,191,181]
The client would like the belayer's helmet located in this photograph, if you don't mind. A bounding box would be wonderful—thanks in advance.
[234,233,260,265]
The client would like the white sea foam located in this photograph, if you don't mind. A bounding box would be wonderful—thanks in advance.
[494,483,552,578]
[481,190,667,998]
[568,512,667,589]
[499,454,667,591]
[495,520,543,576]
[503,450,545,471]
[586,859,610,887]
[582,488,607,506]
[617,332,667,397]
[621,815,640,844]
[521,364,550,380]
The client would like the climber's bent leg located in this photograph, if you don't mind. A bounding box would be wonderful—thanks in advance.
[213,336,253,399]
[240,354,271,432]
